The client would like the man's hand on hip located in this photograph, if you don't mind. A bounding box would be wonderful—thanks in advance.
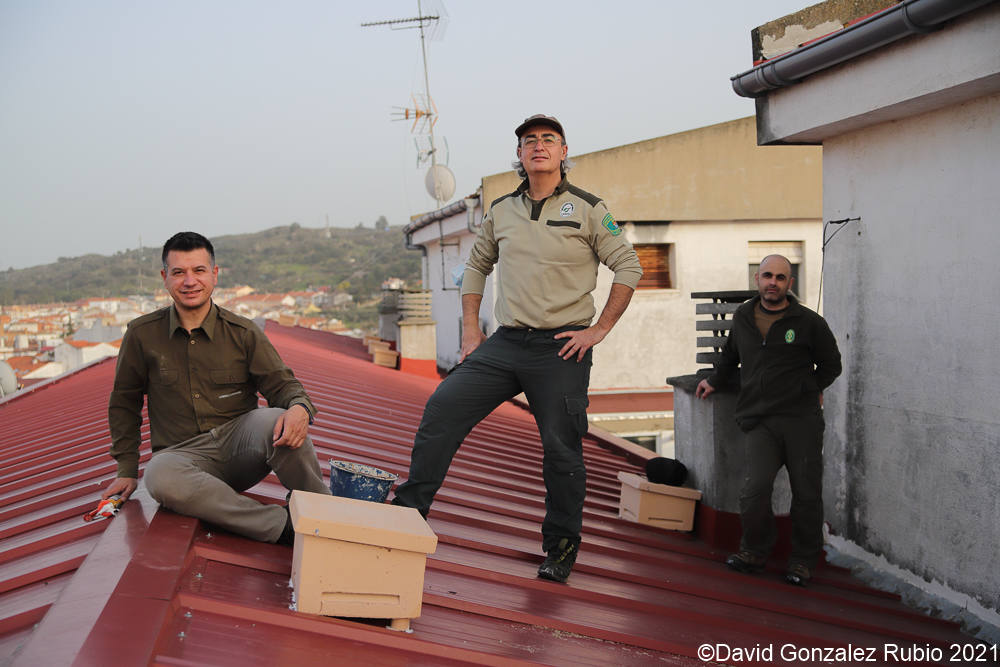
[554,325,607,362]
[273,404,310,448]
[459,326,487,362]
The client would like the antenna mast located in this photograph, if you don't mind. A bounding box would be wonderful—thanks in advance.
[362,1,454,206]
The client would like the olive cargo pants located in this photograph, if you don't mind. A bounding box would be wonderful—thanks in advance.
[739,411,826,568]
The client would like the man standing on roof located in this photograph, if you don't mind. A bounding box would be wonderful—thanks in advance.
[392,115,642,583]
[695,255,841,586]
[104,232,331,544]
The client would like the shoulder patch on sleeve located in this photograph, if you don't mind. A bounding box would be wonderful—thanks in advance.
[566,184,603,207]
[601,212,622,236]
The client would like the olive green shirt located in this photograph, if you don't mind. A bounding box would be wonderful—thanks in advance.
[107,303,316,478]
[462,177,642,329]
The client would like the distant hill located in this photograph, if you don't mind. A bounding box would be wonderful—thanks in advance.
[0,224,422,306]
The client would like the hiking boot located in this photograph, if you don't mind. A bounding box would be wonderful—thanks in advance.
[785,562,811,586]
[725,550,766,574]
[276,505,295,546]
[537,538,578,583]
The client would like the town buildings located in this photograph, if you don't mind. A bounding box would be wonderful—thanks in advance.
[0,286,352,390]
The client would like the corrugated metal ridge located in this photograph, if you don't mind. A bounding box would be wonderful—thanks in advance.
[1,322,974,666]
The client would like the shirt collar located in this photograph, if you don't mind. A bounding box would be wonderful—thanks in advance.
[168,302,218,339]
[516,175,570,198]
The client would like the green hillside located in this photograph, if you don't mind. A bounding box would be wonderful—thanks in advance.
[0,224,422,309]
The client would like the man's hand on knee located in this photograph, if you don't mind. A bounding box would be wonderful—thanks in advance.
[273,404,310,448]
[102,477,138,501]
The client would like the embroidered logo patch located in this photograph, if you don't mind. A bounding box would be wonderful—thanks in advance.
[601,213,621,236]
[785,329,796,343]
[560,202,575,217]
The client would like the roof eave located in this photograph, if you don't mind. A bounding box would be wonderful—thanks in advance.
[731,0,998,98]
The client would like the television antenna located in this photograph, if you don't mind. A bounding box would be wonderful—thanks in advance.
[362,1,455,206]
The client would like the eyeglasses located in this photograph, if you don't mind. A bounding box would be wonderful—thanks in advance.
[521,134,561,148]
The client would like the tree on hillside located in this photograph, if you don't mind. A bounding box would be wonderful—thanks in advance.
[375,215,388,232]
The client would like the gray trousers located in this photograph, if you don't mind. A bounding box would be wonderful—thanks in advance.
[739,411,825,568]
[143,407,330,542]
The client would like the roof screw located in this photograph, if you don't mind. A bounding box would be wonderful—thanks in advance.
[178,631,186,640]
[195,572,203,579]
[184,612,192,619]
[205,532,213,539]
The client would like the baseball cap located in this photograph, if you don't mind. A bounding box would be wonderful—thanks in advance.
[514,114,565,141]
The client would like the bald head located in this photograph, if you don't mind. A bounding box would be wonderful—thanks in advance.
[759,254,792,275]
[755,254,794,310]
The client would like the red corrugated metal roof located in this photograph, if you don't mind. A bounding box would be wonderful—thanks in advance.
[0,324,971,665]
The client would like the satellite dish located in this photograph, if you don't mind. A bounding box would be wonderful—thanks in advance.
[425,164,455,203]
[0,361,17,397]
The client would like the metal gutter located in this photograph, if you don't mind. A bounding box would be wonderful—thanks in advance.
[731,0,998,98]
[402,199,469,235]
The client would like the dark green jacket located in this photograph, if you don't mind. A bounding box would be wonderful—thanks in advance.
[707,295,841,428]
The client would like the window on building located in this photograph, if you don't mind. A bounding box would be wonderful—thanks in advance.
[634,243,674,289]
[748,241,803,296]
[623,434,657,452]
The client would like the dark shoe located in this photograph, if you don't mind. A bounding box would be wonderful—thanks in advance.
[725,550,766,574]
[537,538,578,583]
[785,562,811,586]
[276,506,295,546]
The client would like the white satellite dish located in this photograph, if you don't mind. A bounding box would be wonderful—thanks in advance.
[0,361,17,397]
[425,164,455,203]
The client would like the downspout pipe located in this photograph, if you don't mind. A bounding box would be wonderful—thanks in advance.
[731,0,997,98]
[464,193,481,233]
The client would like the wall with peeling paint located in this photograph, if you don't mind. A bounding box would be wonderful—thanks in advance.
[751,2,1000,614]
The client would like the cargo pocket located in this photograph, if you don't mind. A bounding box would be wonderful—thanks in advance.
[565,394,590,440]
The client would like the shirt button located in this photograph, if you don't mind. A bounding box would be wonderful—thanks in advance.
[194,393,201,399]
[190,340,196,345]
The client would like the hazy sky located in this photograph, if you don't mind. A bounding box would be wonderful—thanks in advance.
[1,0,808,270]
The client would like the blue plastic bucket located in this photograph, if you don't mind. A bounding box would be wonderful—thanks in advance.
[329,460,398,503]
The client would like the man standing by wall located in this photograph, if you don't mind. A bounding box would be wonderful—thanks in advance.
[696,254,841,586]
[104,232,330,544]
[393,115,642,583]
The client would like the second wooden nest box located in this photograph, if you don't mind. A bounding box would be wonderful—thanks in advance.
[617,471,702,532]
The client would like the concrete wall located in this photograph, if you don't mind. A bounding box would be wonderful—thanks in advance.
[672,381,792,514]
[748,1,1000,615]
[821,92,1000,613]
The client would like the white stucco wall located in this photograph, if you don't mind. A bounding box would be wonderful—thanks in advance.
[409,201,492,370]
[589,219,823,389]
[820,91,1000,613]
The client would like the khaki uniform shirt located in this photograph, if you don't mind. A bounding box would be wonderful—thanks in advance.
[107,303,316,478]
[462,177,642,329]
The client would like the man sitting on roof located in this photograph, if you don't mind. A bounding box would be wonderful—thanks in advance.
[392,115,642,583]
[102,231,331,544]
